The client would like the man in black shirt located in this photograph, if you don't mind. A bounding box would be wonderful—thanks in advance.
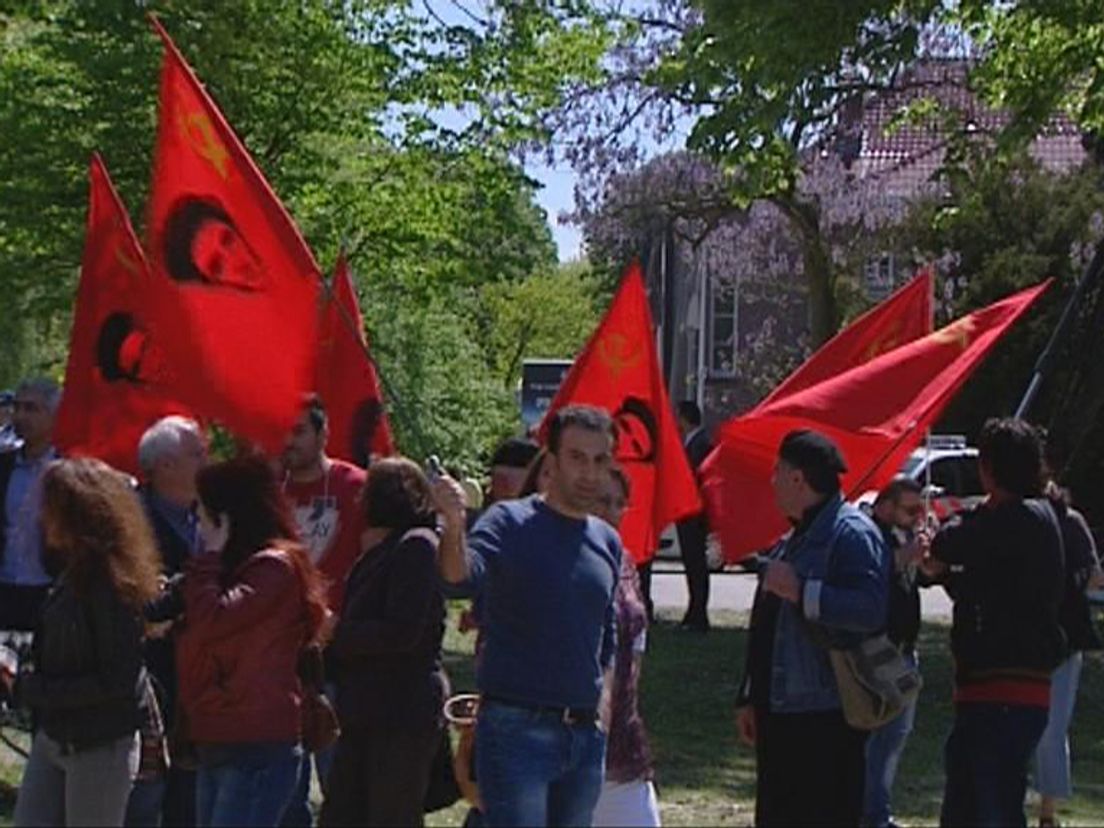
[865,476,928,828]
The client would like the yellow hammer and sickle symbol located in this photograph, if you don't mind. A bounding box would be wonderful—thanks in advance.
[862,319,904,362]
[929,316,977,352]
[177,105,229,180]
[598,333,643,380]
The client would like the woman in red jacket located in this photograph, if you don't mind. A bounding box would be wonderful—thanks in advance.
[176,454,327,827]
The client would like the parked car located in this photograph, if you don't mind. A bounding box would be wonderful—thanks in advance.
[855,434,984,521]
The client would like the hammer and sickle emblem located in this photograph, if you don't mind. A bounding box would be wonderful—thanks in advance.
[177,105,229,180]
[929,316,977,352]
[862,319,904,362]
[598,332,643,379]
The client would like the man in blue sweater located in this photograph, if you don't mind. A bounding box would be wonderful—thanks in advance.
[434,405,621,828]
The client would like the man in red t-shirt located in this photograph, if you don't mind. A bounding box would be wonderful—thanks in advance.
[278,395,367,827]
[280,396,367,614]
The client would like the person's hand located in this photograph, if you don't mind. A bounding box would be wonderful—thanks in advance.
[197,506,230,553]
[736,705,757,746]
[1088,566,1104,592]
[896,532,930,569]
[918,555,947,579]
[431,475,468,534]
[762,560,801,603]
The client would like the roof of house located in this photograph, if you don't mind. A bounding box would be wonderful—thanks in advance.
[842,59,1086,193]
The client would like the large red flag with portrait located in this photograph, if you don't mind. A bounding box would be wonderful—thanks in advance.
[540,261,701,564]
[757,267,934,407]
[145,18,321,452]
[54,154,192,475]
[317,253,395,466]
[703,280,1050,563]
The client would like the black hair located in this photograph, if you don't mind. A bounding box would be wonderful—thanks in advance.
[547,405,616,455]
[490,437,540,470]
[677,400,702,427]
[778,429,847,496]
[874,475,923,508]
[360,457,437,530]
[978,417,1045,498]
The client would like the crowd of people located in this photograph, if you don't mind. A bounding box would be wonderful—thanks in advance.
[0,376,1100,827]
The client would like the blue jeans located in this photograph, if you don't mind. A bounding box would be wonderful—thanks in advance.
[196,742,302,828]
[476,701,606,827]
[862,653,918,827]
[940,703,1048,827]
[1034,653,1083,799]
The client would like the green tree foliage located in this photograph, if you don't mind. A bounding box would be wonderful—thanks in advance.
[0,1,604,467]
[895,152,1104,521]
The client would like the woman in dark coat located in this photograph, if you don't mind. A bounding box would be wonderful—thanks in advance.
[321,458,448,827]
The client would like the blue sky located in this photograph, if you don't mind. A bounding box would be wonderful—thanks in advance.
[529,162,584,262]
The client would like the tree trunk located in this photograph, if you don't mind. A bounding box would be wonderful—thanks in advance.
[772,193,840,347]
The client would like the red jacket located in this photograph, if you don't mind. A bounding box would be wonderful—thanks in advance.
[176,548,308,744]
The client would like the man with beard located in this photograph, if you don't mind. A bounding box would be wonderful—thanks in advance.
[279,395,366,827]
[0,378,61,630]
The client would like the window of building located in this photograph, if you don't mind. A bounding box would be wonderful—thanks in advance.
[708,278,738,378]
[863,253,896,300]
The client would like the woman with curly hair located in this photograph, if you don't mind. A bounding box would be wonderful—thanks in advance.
[175,454,328,827]
[14,458,160,827]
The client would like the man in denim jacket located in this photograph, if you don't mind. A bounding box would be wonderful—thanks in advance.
[736,430,890,826]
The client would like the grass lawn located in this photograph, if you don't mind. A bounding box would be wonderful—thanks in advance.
[1,606,1103,826]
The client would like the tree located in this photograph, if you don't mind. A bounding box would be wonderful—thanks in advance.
[575,150,914,402]
[478,260,603,390]
[0,1,600,466]
[894,151,1104,522]
[516,0,1104,346]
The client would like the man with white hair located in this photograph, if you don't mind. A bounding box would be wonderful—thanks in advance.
[125,415,206,828]
[137,415,207,573]
[0,377,61,630]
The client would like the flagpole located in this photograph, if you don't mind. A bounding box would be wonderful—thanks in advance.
[1014,241,1104,419]
[924,264,936,515]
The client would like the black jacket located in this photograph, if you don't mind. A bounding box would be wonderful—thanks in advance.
[139,488,194,731]
[1052,498,1103,653]
[932,498,1066,685]
[330,528,446,732]
[23,571,147,750]
[877,521,922,654]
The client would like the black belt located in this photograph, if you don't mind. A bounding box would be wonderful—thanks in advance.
[482,694,598,725]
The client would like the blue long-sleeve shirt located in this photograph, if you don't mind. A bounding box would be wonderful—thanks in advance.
[449,496,621,709]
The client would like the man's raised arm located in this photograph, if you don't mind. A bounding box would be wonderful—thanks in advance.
[431,476,471,584]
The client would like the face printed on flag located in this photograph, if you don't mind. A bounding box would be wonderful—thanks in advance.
[162,196,265,291]
[613,397,658,463]
[95,312,162,385]
[54,154,194,476]
[539,261,702,564]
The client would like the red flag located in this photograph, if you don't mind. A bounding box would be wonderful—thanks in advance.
[55,154,193,475]
[317,254,395,465]
[757,267,934,407]
[540,261,701,564]
[145,18,321,452]
[703,281,1050,563]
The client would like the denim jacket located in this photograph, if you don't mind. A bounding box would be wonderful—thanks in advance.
[763,494,890,713]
